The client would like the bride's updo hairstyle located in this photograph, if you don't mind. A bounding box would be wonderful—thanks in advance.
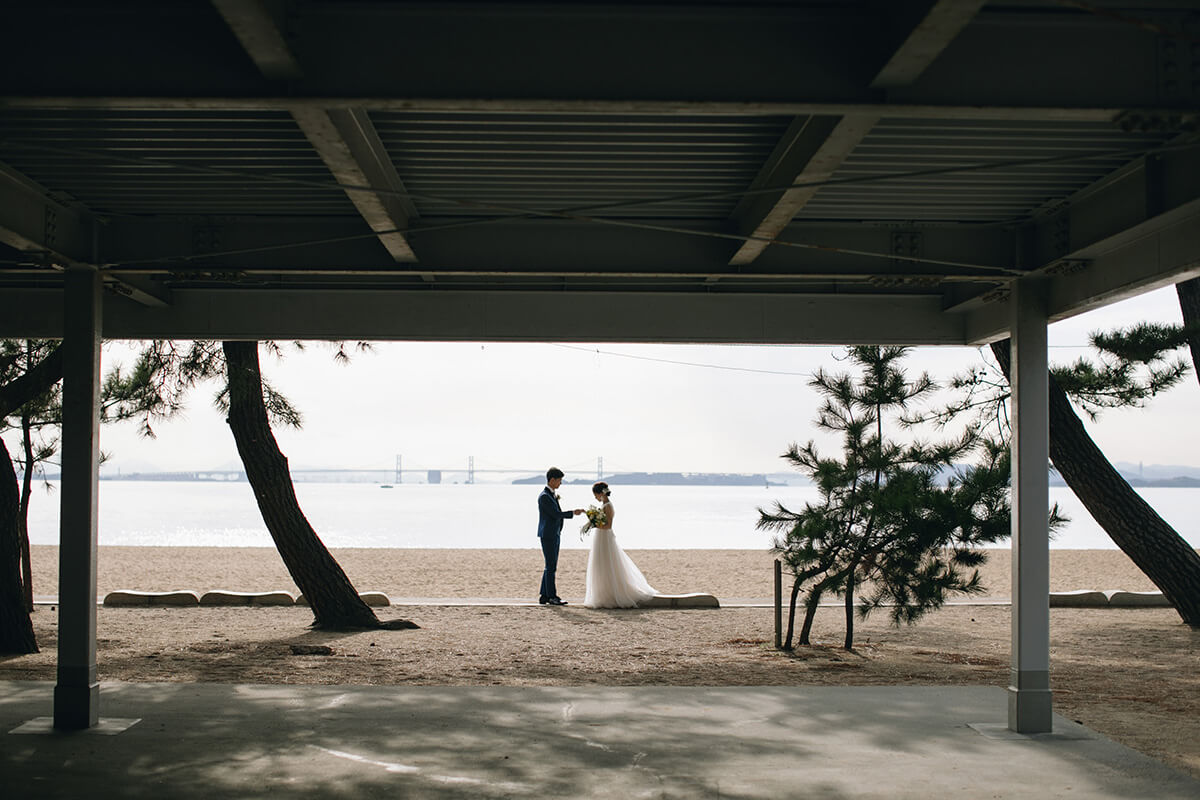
[592,481,611,497]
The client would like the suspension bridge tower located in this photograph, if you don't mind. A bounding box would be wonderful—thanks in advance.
[395,454,402,484]
[468,456,475,485]
[597,456,603,481]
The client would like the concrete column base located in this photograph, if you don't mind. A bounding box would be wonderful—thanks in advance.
[1008,668,1053,733]
[53,682,100,730]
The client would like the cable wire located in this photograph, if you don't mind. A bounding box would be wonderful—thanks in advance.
[5,137,1197,276]
[547,343,816,376]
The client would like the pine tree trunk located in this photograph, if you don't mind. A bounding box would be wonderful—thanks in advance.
[222,341,379,629]
[0,438,38,653]
[797,587,822,646]
[1177,277,1200,389]
[843,572,856,650]
[19,412,34,611]
[993,340,1200,626]
[782,576,803,650]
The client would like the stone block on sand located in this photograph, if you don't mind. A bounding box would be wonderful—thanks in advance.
[296,591,390,607]
[1048,590,1108,607]
[199,590,296,606]
[642,593,720,608]
[1106,590,1170,607]
[103,590,200,607]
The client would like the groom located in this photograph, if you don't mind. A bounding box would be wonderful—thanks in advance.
[538,467,582,606]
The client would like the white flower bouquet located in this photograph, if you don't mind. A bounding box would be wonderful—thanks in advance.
[580,505,607,537]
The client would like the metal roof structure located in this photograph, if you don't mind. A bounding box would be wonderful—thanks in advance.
[2,0,1198,345]
[3,0,1200,739]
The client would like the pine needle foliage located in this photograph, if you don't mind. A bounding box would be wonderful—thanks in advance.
[758,346,1017,650]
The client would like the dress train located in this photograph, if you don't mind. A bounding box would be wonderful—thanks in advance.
[584,527,657,608]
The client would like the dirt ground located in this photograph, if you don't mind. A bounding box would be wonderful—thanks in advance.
[6,546,1198,780]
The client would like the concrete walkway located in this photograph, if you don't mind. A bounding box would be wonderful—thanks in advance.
[4,681,1197,799]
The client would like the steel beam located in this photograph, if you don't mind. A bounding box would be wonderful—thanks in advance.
[0,3,1179,112]
[0,162,170,306]
[1,288,967,345]
[210,0,420,264]
[210,0,302,80]
[0,97,1144,121]
[871,0,990,89]
[964,143,1200,342]
[89,216,1015,285]
[727,115,878,266]
[290,107,421,264]
[0,161,92,264]
[727,0,984,267]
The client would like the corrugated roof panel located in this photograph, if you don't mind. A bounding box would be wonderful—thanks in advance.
[797,119,1177,222]
[0,109,357,215]
[373,112,793,219]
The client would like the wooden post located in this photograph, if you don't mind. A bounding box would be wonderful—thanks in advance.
[774,559,782,649]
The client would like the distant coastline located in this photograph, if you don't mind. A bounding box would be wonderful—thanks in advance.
[39,468,1200,489]
[514,472,781,487]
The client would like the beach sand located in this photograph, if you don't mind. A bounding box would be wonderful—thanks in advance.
[8,545,1200,779]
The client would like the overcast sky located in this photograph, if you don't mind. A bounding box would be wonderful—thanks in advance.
[90,285,1194,478]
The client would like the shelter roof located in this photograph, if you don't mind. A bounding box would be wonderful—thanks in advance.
[2,0,1198,343]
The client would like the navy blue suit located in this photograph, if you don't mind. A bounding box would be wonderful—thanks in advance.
[538,486,573,601]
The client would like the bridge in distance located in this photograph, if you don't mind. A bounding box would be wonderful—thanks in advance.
[98,466,776,485]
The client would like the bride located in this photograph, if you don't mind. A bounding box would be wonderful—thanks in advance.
[584,482,658,608]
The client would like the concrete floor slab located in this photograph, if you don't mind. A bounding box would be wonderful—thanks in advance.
[3,681,1197,799]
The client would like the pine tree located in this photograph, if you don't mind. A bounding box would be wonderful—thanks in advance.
[109,340,414,630]
[758,346,1021,650]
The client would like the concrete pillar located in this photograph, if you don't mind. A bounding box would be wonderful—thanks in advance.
[1007,279,1053,734]
[54,265,102,730]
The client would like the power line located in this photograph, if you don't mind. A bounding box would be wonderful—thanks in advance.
[547,343,816,376]
[6,137,1197,276]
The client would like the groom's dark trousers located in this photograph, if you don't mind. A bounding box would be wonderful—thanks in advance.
[538,486,572,600]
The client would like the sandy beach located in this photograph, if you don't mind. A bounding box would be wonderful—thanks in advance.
[25,544,1171,600]
[7,545,1199,780]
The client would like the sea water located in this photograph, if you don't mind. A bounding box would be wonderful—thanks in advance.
[23,480,1200,550]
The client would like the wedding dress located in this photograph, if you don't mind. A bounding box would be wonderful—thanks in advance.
[584,500,658,608]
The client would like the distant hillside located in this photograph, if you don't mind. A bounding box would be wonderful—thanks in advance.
[512,472,780,486]
[1114,462,1200,481]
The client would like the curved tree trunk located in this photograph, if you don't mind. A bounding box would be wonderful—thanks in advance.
[1177,277,1200,388]
[797,587,821,647]
[993,340,1200,626]
[781,575,802,650]
[19,412,34,611]
[0,438,37,653]
[843,571,856,650]
[0,344,62,654]
[222,341,379,629]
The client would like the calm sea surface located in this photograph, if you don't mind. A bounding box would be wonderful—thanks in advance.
[25,480,1200,550]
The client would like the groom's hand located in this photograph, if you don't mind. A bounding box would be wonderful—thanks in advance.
[573,509,583,515]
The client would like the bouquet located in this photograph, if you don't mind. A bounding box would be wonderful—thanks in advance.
[580,505,607,537]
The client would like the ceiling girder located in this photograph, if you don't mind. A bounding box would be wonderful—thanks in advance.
[3,287,967,345]
[210,0,302,80]
[211,0,421,266]
[289,107,421,264]
[93,217,1015,282]
[963,141,1200,342]
[726,0,986,268]
[871,0,990,89]
[0,161,92,264]
[1,3,1184,113]
[965,200,1200,344]
[0,162,168,307]
[727,115,878,267]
